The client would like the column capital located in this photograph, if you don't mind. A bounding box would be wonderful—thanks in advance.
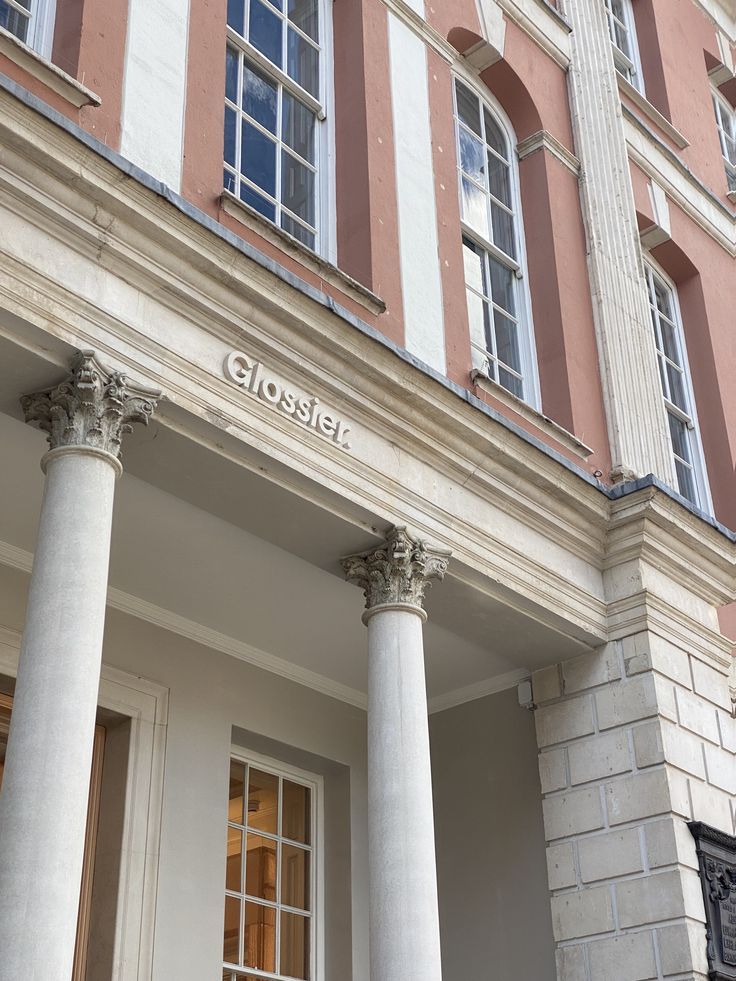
[341,526,450,617]
[20,351,160,464]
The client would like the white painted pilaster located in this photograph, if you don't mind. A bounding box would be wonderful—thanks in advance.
[565,0,676,484]
[120,0,190,190]
[387,13,446,374]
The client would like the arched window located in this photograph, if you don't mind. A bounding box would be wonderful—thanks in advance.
[603,0,644,92]
[643,260,711,511]
[453,77,539,407]
[712,88,736,193]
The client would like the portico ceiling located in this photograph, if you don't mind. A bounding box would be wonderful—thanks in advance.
[0,326,598,711]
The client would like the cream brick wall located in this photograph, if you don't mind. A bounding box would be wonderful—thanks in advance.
[533,632,736,981]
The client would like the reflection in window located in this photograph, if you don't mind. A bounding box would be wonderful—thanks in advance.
[712,89,736,194]
[603,0,643,92]
[223,756,316,981]
[454,78,537,405]
[0,0,54,57]
[644,263,709,510]
[224,0,324,251]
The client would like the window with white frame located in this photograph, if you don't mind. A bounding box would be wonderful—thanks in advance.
[603,0,644,92]
[644,262,710,510]
[0,0,55,56]
[712,89,736,193]
[224,0,327,252]
[453,77,538,405]
[223,754,320,981]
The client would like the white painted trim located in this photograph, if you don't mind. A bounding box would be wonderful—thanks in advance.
[0,628,168,981]
[0,25,100,107]
[427,667,530,713]
[516,128,581,175]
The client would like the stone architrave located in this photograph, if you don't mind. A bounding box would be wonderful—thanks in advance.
[342,526,450,981]
[0,351,159,981]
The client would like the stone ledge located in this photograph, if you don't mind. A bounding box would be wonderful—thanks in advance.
[617,74,689,150]
[0,27,100,109]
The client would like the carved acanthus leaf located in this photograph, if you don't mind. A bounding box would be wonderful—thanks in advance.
[341,526,450,612]
[20,351,159,459]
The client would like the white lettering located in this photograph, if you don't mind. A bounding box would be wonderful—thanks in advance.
[223,350,354,450]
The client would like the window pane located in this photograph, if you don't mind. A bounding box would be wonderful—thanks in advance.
[227,0,245,34]
[243,61,278,134]
[491,203,516,259]
[666,363,687,412]
[248,769,279,834]
[281,911,310,979]
[675,459,698,506]
[250,0,283,68]
[224,896,241,964]
[483,108,508,159]
[240,184,276,221]
[459,128,486,186]
[226,46,239,103]
[283,780,311,844]
[654,278,673,319]
[494,310,521,373]
[245,834,277,901]
[0,0,30,43]
[244,903,277,972]
[227,827,243,891]
[499,366,524,399]
[281,213,315,249]
[668,412,691,463]
[455,81,482,137]
[462,239,486,296]
[287,28,319,97]
[488,152,511,208]
[461,177,489,238]
[282,93,316,164]
[282,151,315,226]
[224,107,237,167]
[488,257,515,316]
[466,289,492,352]
[289,0,318,41]
[241,122,277,197]
[230,761,246,825]
[658,317,679,363]
[282,844,310,910]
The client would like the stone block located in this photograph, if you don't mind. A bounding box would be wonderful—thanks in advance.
[596,675,658,730]
[578,828,643,883]
[533,664,562,704]
[675,688,720,744]
[536,696,595,748]
[632,721,664,768]
[703,742,736,794]
[568,730,631,785]
[664,767,692,818]
[689,778,733,831]
[638,721,705,779]
[681,868,707,921]
[719,710,736,752]
[623,632,691,688]
[657,921,709,976]
[539,747,568,794]
[616,870,684,927]
[605,769,671,825]
[587,931,657,980]
[691,659,731,711]
[547,842,577,890]
[555,944,587,981]
[644,817,698,871]
[543,787,605,840]
[551,885,614,941]
[563,644,621,694]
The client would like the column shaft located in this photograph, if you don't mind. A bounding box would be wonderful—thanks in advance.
[367,607,442,981]
[0,449,117,980]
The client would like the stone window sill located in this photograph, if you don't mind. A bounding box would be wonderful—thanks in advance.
[728,190,736,206]
[617,75,689,150]
[220,189,386,316]
[0,26,100,108]
[470,369,594,460]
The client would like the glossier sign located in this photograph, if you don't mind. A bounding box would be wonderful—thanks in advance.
[223,351,353,450]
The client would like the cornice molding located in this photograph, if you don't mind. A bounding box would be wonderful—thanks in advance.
[516,129,581,175]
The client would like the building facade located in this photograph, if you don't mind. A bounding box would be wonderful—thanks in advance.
[0,0,734,979]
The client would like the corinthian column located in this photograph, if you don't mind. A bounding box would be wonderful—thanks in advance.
[0,352,158,981]
[342,527,450,981]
